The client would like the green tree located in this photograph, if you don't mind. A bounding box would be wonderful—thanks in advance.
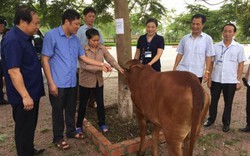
[166,1,250,43]
[91,0,167,35]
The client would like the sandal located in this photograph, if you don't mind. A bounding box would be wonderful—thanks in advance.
[74,133,84,139]
[55,140,70,150]
[76,127,83,135]
[100,125,108,133]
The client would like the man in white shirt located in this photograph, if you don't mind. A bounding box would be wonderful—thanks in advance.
[173,14,215,83]
[204,23,246,132]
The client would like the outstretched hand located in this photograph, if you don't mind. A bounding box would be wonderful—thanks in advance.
[119,68,125,74]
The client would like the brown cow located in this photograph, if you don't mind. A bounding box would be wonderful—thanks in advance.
[124,59,210,156]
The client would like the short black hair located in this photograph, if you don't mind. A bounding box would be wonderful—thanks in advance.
[83,7,96,16]
[0,18,6,26]
[62,9,80,24]
[86,28,99,39]
[222,23,237,32]
[13,6,37,25]
[146,18,158,27]
[192,14,207,24]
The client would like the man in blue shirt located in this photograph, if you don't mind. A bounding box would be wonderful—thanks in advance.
[77,7,104,46]
[1,6,45,156]
[0,18,8,105]
[41,9,111,149]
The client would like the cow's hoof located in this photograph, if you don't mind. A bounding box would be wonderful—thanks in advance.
[137,151,145,156]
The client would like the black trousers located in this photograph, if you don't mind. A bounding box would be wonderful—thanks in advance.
[76,85,105,128]
[0,60,4,100]
[208,82,236,125]
[12,100,40,156]
[49,87,77,143]
[198,77,203,83]
[246,87,250,126]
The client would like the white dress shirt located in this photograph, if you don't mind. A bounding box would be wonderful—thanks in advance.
[211,40,246,83]
[176,32,215,77]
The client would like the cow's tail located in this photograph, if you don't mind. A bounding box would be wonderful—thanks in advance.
[188,76,206,156]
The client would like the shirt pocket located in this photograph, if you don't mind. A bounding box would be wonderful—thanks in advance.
[229,52,237,62]
[194,46,205,55]
[23,45,37,64]
[70,45,79,60]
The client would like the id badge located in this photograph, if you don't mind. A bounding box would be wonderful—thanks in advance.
[144,51,152,58]
[216,60,223,66]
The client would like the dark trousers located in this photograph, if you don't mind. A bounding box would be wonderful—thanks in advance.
[76,85,105,128]
[0,60,4,100]
[246,87,250,126]
[198,77,203,83]
[12,100,40,156]
[49,87,77,143]
[208,82,236,125]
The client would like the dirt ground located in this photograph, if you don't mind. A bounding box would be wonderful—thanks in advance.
[1,73,250,156]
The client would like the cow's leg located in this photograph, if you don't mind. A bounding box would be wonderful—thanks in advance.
[167,141,183,156]
[152,125,160,156]
[137,114,147,156]
[183,133,191,156]
[163,129,183,156]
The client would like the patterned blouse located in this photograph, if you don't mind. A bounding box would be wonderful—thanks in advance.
[79,44,123,88]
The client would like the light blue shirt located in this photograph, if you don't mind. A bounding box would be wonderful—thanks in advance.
[76,25,104,46]
[42,26,85,88]
[211,40,246,83]
[176,32,215,77]
[76,25,104,68]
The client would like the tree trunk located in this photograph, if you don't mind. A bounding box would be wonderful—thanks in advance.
[114,0,133,120]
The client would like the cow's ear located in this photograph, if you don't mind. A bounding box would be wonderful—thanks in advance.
[125,59,141,69]
[130,64,143,69]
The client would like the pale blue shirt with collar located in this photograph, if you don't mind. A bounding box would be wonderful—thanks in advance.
[76,24,104,46]
[211,40,246,83]
[42,26,85,88]
[76,24,104,68]
[176,32,215,77]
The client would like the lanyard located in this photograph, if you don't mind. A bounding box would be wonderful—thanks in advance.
[220,46,230,58]
[147,42,151,50]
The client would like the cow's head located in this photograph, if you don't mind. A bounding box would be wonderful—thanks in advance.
[123,59,144,87]
[124,59,144,70]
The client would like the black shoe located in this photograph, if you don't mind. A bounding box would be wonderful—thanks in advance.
[0,99,8,105]
[34,148,45,155]
[239,126,250,132]
[242,77,249,87]
[222,125,230,132]
[204,120,214,127]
